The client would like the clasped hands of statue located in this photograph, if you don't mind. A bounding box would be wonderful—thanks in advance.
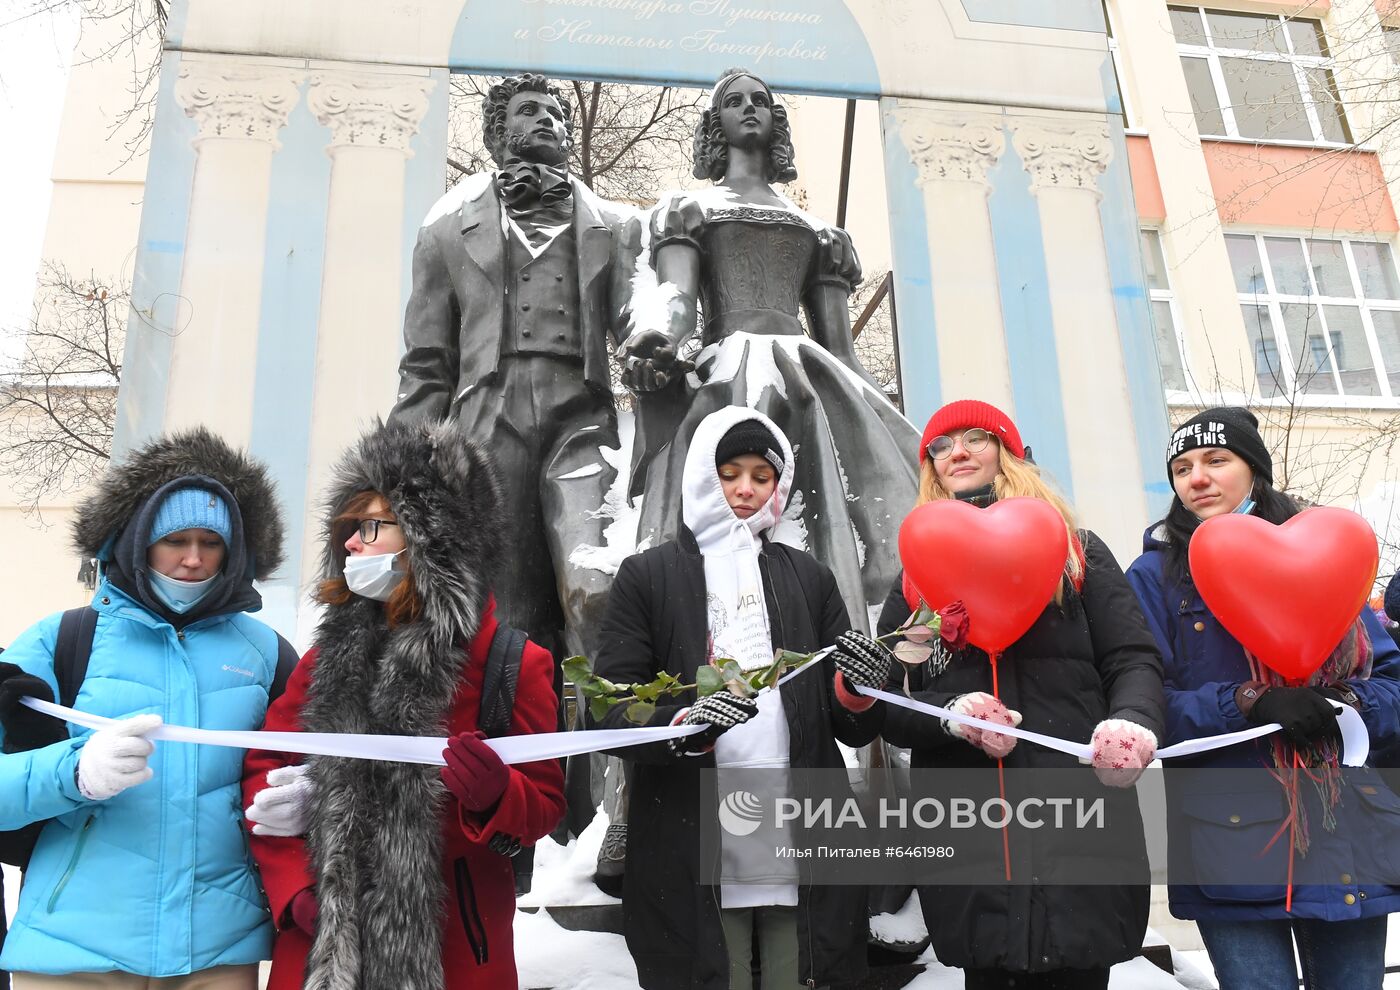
[616,328,693,393]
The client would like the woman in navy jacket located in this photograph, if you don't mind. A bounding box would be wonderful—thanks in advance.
[1126,406,1400,990]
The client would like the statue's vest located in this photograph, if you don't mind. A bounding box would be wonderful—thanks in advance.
[502,224,583,361]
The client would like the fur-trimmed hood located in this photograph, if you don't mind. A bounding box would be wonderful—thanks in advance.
[299,420,505,990]
[73,427,285,580]
[318,418,503,642]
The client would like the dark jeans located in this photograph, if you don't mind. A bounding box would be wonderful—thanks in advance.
[964,968,1109,989]
[1197,915,1388,990]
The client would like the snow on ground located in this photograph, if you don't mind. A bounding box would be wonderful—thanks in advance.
[869,889,926,945]
[517,810,620,909]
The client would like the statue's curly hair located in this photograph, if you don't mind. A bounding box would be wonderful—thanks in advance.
[692,69,798,184]
[482,73,574,167]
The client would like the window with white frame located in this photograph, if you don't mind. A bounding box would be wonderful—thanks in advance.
[1225,233,1400,400]
[1141,228,1189,394]
[1170,6,1351,144]
[1102,2,1137,130]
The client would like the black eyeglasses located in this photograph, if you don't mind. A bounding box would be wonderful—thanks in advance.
[355,519,399,544]
[927,428,994,461]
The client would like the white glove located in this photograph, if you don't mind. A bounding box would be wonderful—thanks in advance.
[77,714,161,801]
[246,764,314,837]
[943,692,1022,759]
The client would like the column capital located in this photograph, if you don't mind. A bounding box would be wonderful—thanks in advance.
[1009,117,1113,195]
[893,107,1006,188]
[175,59,304,149]
[307,71,436,156]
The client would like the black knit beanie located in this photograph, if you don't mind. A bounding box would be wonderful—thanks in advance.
[716,420,785,477]
[1166,406,1273,484]
[1385,572,1400,623]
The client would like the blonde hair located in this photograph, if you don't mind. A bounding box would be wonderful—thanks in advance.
[917,443,1085,601]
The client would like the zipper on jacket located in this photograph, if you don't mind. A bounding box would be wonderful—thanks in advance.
[47,815,96,912]
[453,857,489,965]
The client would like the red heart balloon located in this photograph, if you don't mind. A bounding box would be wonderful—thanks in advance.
[898,497,1070,655]
[1189,507,1378,684]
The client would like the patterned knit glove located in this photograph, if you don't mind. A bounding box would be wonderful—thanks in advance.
[832,631,892,690]
[1089,718,1157,788]
[943,692,1021,759]
[669,693,759,757]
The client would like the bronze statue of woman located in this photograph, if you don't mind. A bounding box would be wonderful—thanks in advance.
[621,67,920,630]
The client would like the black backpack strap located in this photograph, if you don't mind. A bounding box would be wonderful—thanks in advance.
[270,634,299,702]
[55,607,98,709]
[478,625,526,739]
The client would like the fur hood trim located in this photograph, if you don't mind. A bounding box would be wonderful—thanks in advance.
[72,428,284,580]
[318,418,503,641]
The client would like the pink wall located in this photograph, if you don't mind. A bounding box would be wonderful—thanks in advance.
[1201,141,1398,232]
[1126,135,1166,221]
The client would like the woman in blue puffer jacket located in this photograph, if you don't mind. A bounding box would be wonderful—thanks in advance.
[0,429,296,988]
[1126,407,1400,990]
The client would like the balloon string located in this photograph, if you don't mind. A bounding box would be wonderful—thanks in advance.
[990,651,1011,883]
[1286,748,1299,913]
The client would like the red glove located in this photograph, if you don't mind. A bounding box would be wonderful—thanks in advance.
[289,887,318,935]
[441,731,510,813]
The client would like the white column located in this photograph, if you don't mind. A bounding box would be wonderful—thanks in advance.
[299,67,435,594]
[1010,114,1148,560]
[169,56,303,445]
[891,102,1014,413]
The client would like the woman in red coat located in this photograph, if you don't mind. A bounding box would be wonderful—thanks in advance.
[242,420,565,990]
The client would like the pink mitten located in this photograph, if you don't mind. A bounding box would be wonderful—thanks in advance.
[944,692,1022,759]
[1089,718,1157,788]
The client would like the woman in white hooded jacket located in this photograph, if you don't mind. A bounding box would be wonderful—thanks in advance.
[592,406,891,990]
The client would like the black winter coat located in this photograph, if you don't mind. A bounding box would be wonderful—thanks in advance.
[593,528,883,990]
[877,531,1164,973]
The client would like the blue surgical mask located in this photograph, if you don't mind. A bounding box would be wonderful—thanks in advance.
[148,569,219,614]
[1233,497,1256,515]
[343,550,406,602]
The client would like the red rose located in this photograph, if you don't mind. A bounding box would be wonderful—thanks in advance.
[938,601,970,651]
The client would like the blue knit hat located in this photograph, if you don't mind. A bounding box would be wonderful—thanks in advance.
[148,487,233,546]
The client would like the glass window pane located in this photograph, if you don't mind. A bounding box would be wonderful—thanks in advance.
[1227,234,1267,294]
[1141,229,1169,291]
[1242,304,1284,397]
[1170,7,1207,45]
[1264,237,1311,295]
[1286,19,1326,58]
[1370,310,1400,394]
[1306,239,1353,297]
[1302,67,1350,143]
[1321,306,1380,395]
[1180,56,1226,136]
[1206,11,1287,53]
[1351,242,1400,301]
[1280,303,1338,393]
[1220,57,1312,140]
[1152,301,1188,391]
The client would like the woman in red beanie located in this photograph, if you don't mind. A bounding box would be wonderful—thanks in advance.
[876,399,1166,990]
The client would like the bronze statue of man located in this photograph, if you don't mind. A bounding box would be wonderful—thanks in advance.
[389,73,637,661]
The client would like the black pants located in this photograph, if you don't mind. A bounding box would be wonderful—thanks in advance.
[964,967,1110,990]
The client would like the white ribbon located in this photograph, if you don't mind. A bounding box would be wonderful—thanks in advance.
[22,652,1368,769]
[853,685,1370,767]
[20,696,702,767]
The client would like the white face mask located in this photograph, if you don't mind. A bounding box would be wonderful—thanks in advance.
[148,570,219,614]
[343,550,406,602]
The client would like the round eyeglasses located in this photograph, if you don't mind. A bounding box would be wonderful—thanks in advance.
[927,428,993,461]
[354,518,400,544]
